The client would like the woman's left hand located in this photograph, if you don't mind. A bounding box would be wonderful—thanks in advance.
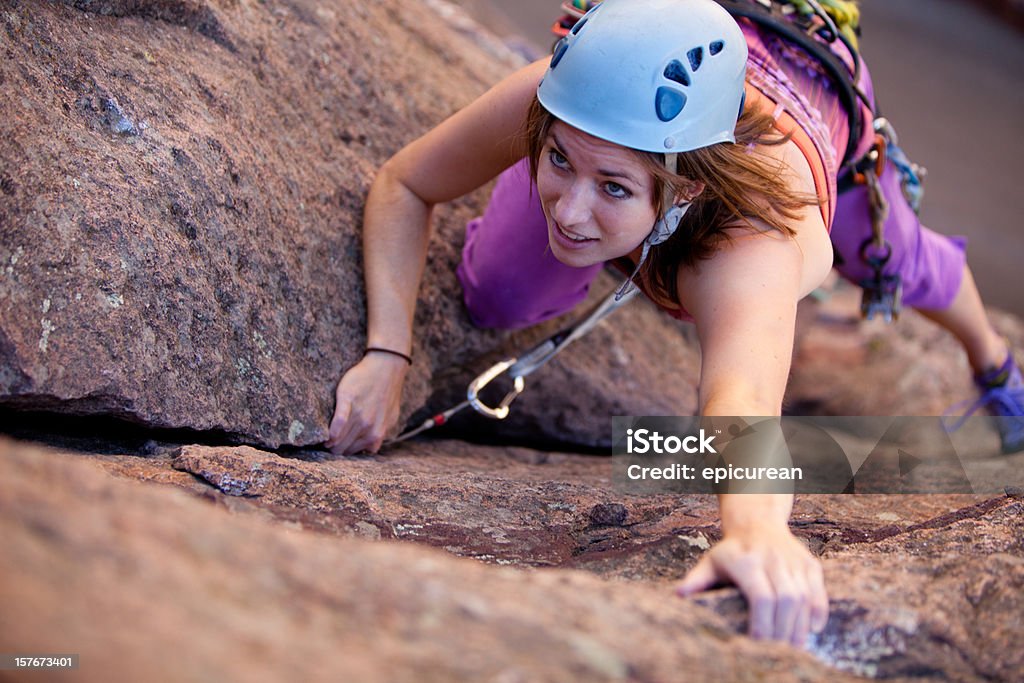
[676,525,829,646]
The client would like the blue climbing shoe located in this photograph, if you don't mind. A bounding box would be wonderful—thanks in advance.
[946,354,1024,454]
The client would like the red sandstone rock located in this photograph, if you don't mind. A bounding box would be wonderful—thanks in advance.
[2,437,873,683]
[0,0,502,445]
[4,436,1022,681]
[3,0,1021,453]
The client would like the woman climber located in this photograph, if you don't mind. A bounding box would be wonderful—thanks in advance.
[324,0,1023,646]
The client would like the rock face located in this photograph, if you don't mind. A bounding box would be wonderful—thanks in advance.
[3,0,1022,452]
[3,436,1023,682]
[1,0,700,448]
[0,438,843,683]
[2,258,1022,682]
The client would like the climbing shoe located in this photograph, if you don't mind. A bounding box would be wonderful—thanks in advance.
[974,354,1024,453]
[947,353,1024,454]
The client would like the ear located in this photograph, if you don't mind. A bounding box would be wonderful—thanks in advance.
[675,180,705,204]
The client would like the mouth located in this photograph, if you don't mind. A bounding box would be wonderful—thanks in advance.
[554,222,597,243]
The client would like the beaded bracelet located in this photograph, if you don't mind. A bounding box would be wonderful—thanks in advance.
[365,346,412,366]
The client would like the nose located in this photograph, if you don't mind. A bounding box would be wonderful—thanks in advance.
[551,181,592,227]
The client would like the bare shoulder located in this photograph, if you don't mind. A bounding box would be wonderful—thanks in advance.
[677,136,834,312]
[760,136,822,201]
[743,136,834,295]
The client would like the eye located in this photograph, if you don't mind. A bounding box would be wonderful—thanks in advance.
[603,181,631,199]
[548,148,570,170]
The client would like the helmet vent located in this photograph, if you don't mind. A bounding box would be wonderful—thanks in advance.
[570,16,589,35]
[663,60,690,87]
[550,37,569,69]
[687,47,703,72]
[709,40,724,55]
[655,86,687,122]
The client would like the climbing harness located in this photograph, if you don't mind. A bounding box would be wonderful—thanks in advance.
[554,0,860,47]
[388,285,640,444]
[713,0,870,168]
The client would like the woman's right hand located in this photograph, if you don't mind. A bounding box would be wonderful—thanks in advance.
[325,353,409,455]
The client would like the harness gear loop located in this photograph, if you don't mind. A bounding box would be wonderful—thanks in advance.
[798,0,841,43]
[785,0,861,48]
[836,118,924,323]
[852,133,887,188]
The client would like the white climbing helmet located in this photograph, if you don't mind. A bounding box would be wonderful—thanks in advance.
[537,0,748,154]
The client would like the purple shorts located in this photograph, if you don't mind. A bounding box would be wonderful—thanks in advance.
[457,35,966,329]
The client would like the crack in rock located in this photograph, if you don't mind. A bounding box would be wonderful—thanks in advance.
[62,0,236,51]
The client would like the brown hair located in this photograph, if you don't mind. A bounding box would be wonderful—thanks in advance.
[521,96,821,309]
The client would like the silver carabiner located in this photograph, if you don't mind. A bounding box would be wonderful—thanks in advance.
[466,359,525,420]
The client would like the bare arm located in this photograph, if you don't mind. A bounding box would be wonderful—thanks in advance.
[326,59,549,455]
[362,58,549,359]
[674,179,832,644]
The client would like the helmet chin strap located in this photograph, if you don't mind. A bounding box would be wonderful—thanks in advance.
[614,153,691,300]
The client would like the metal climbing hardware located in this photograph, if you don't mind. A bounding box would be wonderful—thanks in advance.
[874,117,927,215]
[784,0,861,48]
[550,1,600,38]
[719,0,873,167]
[856,137,902,322]
[553,0,860,46]
[388,285,640,445]
[467,359,525,420]
[859,239,903,323]
[849,116,926,322]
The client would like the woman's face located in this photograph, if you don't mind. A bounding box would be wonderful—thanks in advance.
[537,120,659,268]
